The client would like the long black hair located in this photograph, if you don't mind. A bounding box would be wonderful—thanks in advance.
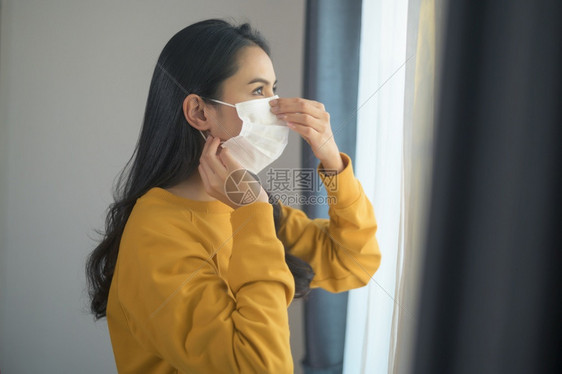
[86,19,313,320]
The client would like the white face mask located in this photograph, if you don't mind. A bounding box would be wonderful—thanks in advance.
[199,95,289,174]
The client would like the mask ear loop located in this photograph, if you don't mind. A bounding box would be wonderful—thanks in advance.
[206,98,236,108]
[199,97,236,145]
[199,98,227,145]
[198,129,226,145]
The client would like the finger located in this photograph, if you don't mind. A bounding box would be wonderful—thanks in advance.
[286,122,317,142]
[202,137,228,179]
[271,98,326,118]
[220,147,264,196]
[198,163,213,196]
[271,97,325,111]
[203,136,220,158]
[200,157,225,195]
[200,132,213,157]
[218,146,244,171]
[277,113,324,132]
[199,137,216,175]
[208,137,229,177]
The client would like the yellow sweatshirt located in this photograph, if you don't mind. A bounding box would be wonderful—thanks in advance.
[106,152,381,374]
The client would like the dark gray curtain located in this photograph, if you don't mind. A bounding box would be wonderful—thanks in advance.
[413,1,562,373]
[301,1,362,373]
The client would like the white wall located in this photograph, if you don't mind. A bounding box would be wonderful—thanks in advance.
[0,1,306,372]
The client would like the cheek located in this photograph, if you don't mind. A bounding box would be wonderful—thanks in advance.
[221,112,243,139]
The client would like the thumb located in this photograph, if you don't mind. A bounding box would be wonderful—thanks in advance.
[218,146,244,171]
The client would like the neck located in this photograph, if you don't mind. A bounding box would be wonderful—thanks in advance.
[166,169,217,202]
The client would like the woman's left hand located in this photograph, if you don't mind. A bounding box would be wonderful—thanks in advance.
[270,98,344,173]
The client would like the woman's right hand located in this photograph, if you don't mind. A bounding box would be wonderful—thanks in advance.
[198,136,269,209]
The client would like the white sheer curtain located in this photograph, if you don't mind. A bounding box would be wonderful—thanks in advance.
[343,0,411,373]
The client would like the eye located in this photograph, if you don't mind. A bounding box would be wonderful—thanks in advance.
[253,86,264,96]
[273,85,278,94]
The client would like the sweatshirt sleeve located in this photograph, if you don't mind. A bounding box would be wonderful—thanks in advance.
[115,202,295,374]
[277,152,381,293]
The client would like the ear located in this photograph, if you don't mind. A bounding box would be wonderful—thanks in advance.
[182,94,212,131]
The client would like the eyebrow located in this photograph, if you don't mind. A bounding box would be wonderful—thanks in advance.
[247,78,278,86]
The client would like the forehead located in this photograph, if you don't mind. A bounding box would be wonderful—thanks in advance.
[230,46,276,83]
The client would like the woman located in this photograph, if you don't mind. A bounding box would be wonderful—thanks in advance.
[86,19,380,373]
